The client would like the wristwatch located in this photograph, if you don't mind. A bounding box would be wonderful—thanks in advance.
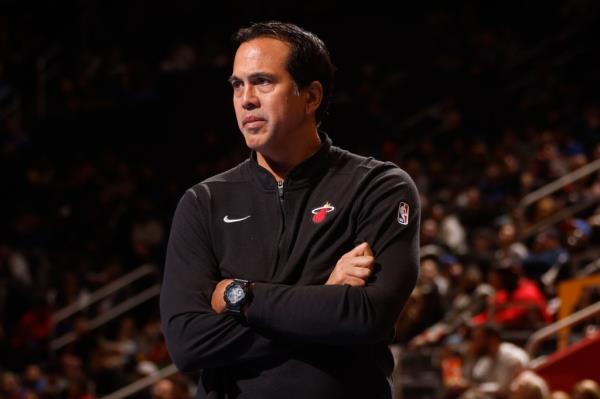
[224,279,253,316]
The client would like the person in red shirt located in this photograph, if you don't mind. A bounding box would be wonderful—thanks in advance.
[473,262,551,329]
[11,297,52,362]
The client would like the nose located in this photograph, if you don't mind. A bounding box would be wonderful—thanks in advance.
[241,85,259,111]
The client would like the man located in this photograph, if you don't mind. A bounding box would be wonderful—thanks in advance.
[472,262,551,329]
[160,21,420,398]
[446,323,530,399]
[509,371,550,399]
[573,380,600,399]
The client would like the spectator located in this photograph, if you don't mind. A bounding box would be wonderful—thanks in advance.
[552,392,571,399]
[410,265,493,348]
[573,380,600,399]
[510,370,550,399]
[152,379,174,399]
[11,297,52,366]
[151,376,191,399]
[64,378,93,399]
[21,364,47,396]
[421,253,450,299]
[495,222,528,263]
[139,318,170,367]
[395,254,445,342]
[41,365,68,399]
[466,228,497,274]
[523,228,568,281]
[431,202,468,255]
[446,323,529,399]
[473,262,551,329]
[439,255,469,303]
[0,372,25,399]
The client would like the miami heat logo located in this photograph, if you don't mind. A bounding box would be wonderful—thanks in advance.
[311,202,335,224]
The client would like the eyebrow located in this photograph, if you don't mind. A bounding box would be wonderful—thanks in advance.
[228,72,277,84]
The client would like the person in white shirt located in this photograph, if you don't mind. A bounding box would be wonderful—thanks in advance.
[447,323,530,399]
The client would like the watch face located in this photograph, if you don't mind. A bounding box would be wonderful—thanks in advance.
[226,284,245,305]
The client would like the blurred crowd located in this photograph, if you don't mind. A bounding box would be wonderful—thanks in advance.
[2,1,600,398]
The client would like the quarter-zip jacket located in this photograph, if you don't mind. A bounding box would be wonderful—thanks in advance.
[160,133,420,398]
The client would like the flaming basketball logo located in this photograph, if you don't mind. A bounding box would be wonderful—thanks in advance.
[311,202,335,224]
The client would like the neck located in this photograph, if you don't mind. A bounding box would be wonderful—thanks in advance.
[488,342,500,357]
[257,129,321,181]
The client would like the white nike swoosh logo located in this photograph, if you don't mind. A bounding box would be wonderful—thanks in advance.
[223,215,251,223]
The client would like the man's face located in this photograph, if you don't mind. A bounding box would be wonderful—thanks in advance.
[469,328,489,357]
[230,37,308,155]
[498,223,516,245]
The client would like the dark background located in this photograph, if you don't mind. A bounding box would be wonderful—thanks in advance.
[1,1,600,397]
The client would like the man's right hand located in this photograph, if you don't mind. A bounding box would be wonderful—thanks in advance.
[325,242,374,286]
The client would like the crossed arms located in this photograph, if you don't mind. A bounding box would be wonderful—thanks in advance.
[160,170,420,372]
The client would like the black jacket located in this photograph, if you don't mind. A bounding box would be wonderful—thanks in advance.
[160,133,420,398]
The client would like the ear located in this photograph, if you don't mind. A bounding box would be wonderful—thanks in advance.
[304,81,323,116]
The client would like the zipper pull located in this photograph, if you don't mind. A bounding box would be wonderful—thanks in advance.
[277,180,284,199]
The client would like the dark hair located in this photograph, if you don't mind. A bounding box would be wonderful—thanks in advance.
[481,322,502,340]
[233,21,335,124]
[493,264,520,294]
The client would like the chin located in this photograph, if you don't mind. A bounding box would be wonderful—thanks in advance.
[242,129,270,151]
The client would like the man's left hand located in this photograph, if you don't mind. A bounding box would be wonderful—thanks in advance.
[211,279,233,314]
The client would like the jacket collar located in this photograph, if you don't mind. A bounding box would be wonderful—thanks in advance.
[247,131,333,191]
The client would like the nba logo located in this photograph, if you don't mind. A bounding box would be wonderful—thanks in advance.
[398,202,409,225]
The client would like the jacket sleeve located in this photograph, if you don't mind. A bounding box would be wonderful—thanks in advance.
[160,187,288,372]
[245,167,420,344]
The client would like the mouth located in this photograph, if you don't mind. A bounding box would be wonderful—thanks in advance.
[243,116,266,128]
